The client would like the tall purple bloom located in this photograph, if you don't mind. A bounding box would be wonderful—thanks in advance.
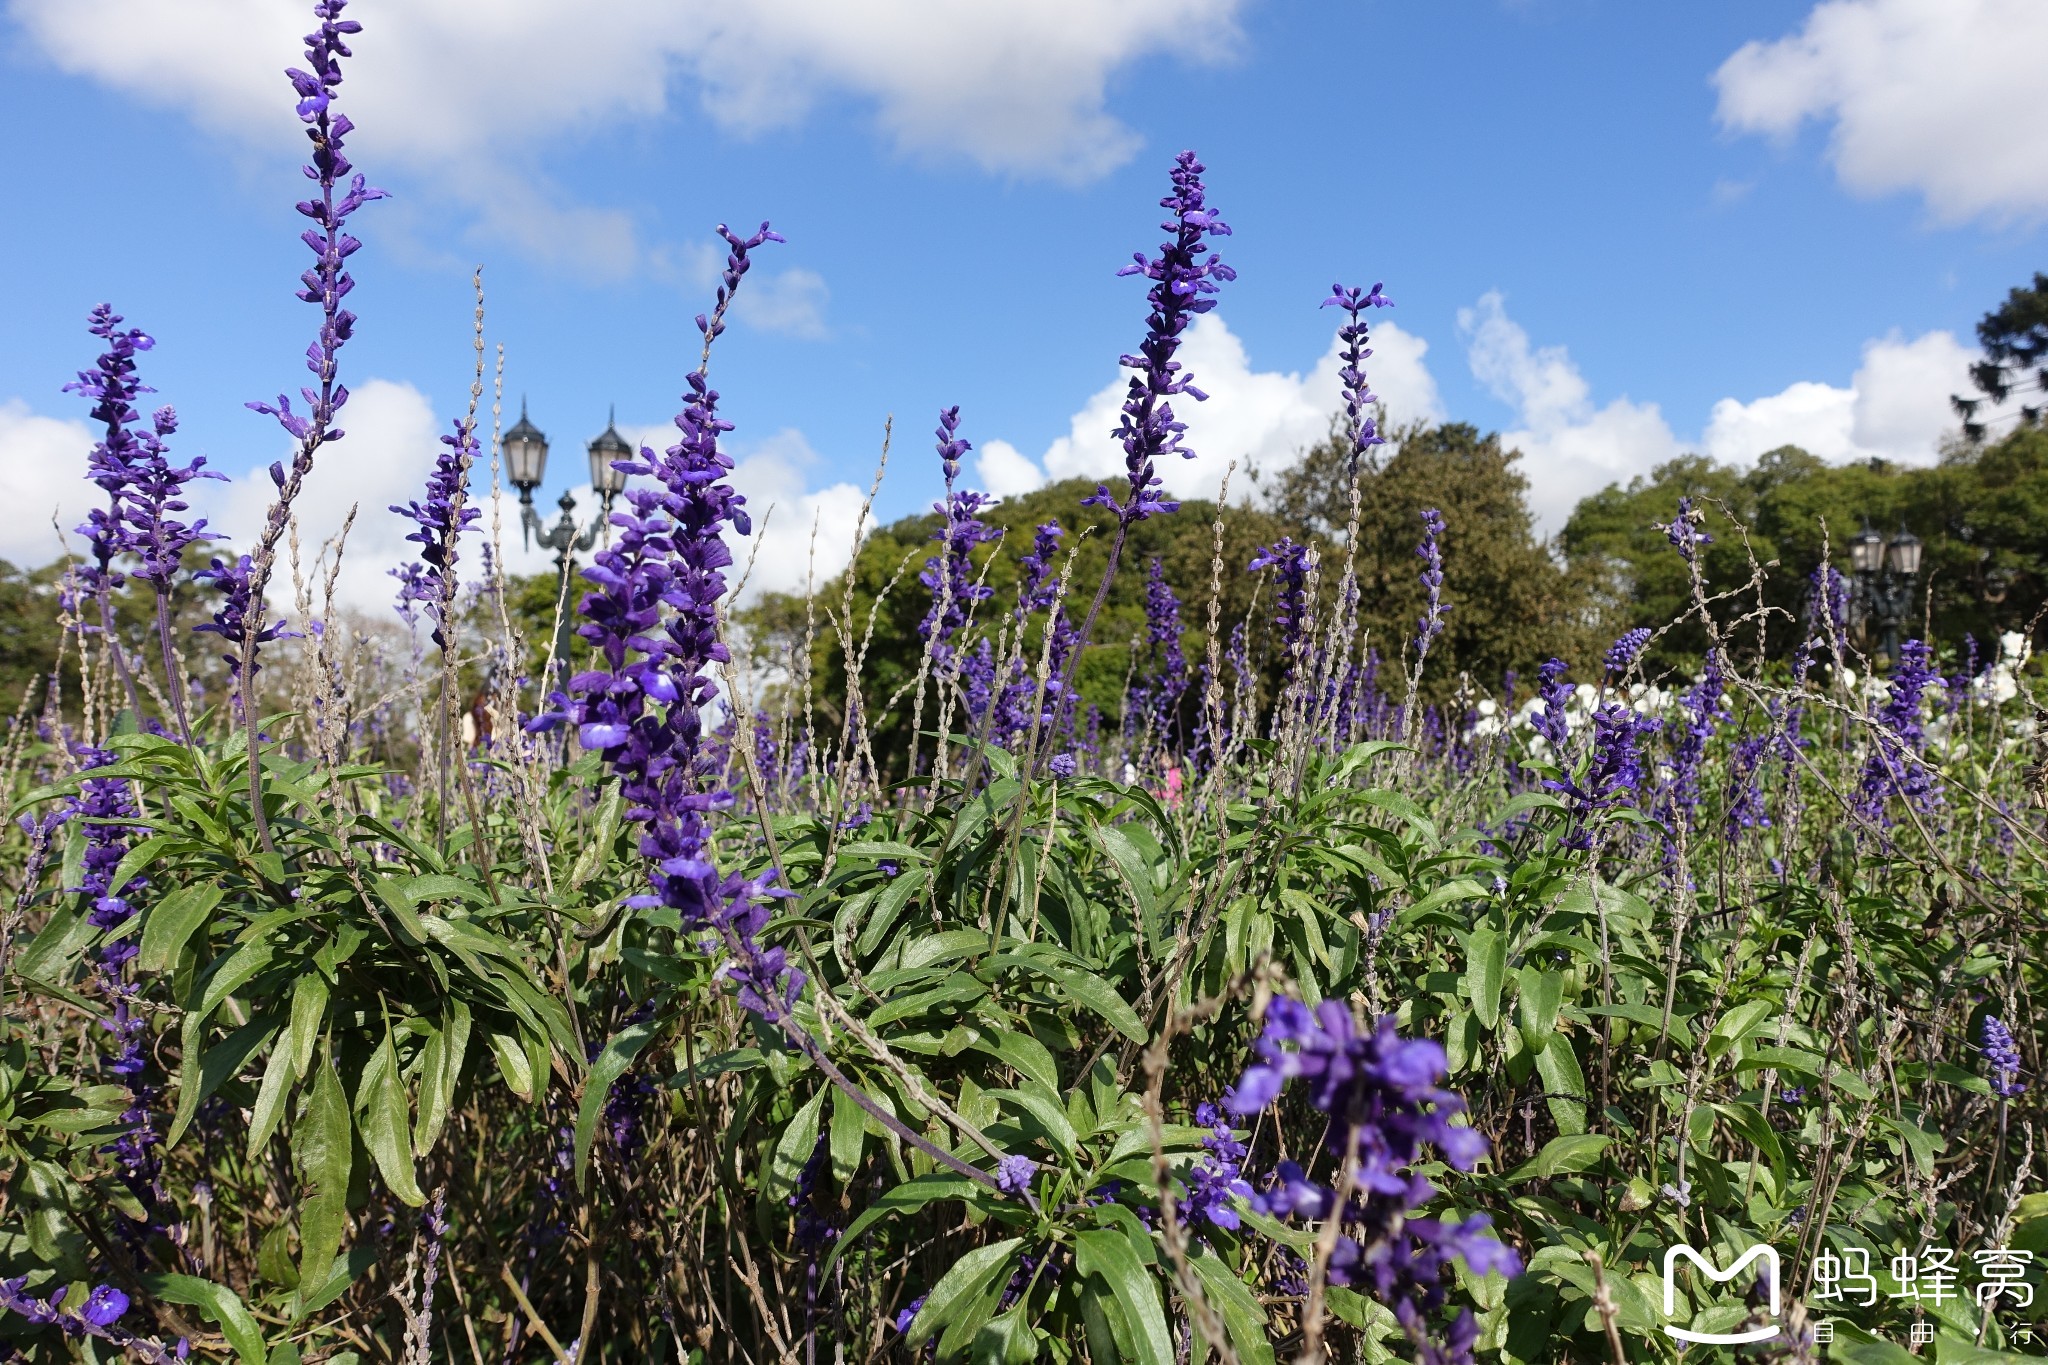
[1662,496,1713,564]
[1181,1102,1254,1232]
[1530,658,1572,753]
[193,554,296,718]
[555,223,800,1021]
[1223,999,1519,1362]
[1855,639,1942,822]
[1249,538,1313,660]
[1127,557,1187,746]
[1978,1015,2026,1098]
[1604,628,1652,677]
[990,522,1071,748]
[1659,656,1726,844]
[917,408,999,665]
[1082,150,1234,529]
[1321,282,1394,473]
[1414,508,1447,659]
[389,419,482,649]
[1548,702,1655,849]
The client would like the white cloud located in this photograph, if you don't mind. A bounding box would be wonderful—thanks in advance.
[1458,292,1683,529]
[1703,330,1977,465]
[722,428,868,604]
[735,267,831,341]
[9,0,1247,270]
[0,399,95,568]
[1714,0,2048,223]
[988,312,1445,499]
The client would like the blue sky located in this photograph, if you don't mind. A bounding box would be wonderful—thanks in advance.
[2,0,2043,605]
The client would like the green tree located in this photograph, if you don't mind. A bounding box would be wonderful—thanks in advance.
[1955,270,2048,439]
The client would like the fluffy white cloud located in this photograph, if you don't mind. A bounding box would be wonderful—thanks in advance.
[721,428,869,604]
[9,0,1246,270]
[0,399,96,568]
[1714,0,2048,223]
[1458,292,1683,529]
[983,312,1445,500]
[1461,295,1990,532]
[1703,330,1977,465]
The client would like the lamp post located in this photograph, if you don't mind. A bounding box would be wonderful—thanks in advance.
[1848,521,1922,672]
[504,401,633,687]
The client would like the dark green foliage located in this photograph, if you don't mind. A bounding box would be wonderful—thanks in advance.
[1957,270,2048,438]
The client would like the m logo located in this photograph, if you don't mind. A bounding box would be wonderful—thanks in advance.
[1661,1244,1781,1344]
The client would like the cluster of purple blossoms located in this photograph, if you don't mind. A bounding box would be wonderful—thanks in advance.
[388,419,482,649]
[1659,656,1727,844]
[67,307,220,593]
[1662,496,1713,564]
[1861,638,1943,822]
[986,522,1075,749]
[1604,628,1652,677]
[1725,728,1775,835]
[1549,703,1656,850]
[193,555,296,716]
[1249,538,1313,658]
[1321,282,1394,471]
[1531,658,1573,754]
[1181,1102,1254,1232]
[248,0,385,447]
[1415,509,1448,659]
[1222,999,1520,1361]
[1083,150,1234,527]
[1978,1015,2026,1099]
[1126,557,1187,745]
[917,408,1000,666]
[542,223,801,1023]
[67,747,172,1252]
[0,1279,179,1363]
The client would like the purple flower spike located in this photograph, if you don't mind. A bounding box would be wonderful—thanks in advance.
[995,1154,1038,1193]
[1249,538,1313,659]
[389,418,482,649]
[1980,1015,2026,1098]
[193,554,298,716]
[917,407,1000,666]
[1321,281,1394,470]
[563,221,802,1022]
[1223,997,1517,1360]
[1083,150,1235,528]
[1603,628,1652,676]
[1415,508,1448,659]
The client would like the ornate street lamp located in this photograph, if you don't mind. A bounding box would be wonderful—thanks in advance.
[1846,519,1922,672]
[503,400,605,687]
[586,407,633,537]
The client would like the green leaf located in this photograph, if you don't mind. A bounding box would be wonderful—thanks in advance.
[908,1239,1024,1345]
[827,1175,983,1270]
[488,1029,535,1101]
[990,1088,1079,1163]
[138,883,223,974]
[246,1039,298,1160]
[1003,955,1147,1043]
[141,1274,267,1365]
[286,973,328,1079]
[1074,1229,1173,1365]
[1187,1250,1276,1365]
[12,902,95,985]
[1466,923,1507,1030]
[359,1033,426,1206]
[1705,999,1776,1060]
[1505,1133,1612,1182]
[574,1020,659,1187]
[1532,1035,1587,1136]
[830,1081,868,1187]
[294,1057,352,1308]
[1517,967,1565,1051]
[971,1308,1039,1365]
[170,1015,275,1146]
[760,1087,827,1231]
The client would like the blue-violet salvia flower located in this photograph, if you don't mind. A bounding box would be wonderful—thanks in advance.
[1321,282,1393,474]
[1415,508,1448,659]
[1604,627,1652,677]
[1249,538,1313,660]
[917,407,1000,666]
[1979,1015,2026,1098]
[388,418,482,649]
[1082,150,1234,527]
